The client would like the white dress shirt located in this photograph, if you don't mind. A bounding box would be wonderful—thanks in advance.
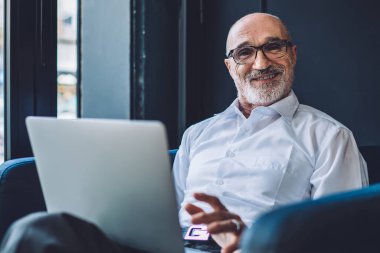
[173,90,368,228]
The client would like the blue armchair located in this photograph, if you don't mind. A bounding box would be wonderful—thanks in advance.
[241,183,380,253]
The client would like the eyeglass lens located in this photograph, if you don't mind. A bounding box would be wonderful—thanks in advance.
[233,41,289,64]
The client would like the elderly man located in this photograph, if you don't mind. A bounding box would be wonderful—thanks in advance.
[0,12,367,253]
[174,12,367,253]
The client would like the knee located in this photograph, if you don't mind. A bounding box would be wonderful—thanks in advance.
[0,212,75,253]
[6,212,69,235]
[10,212,50,229]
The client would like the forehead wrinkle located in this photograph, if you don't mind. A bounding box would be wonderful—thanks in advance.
[233,36,282,50]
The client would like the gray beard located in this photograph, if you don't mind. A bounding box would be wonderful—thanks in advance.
[240,79,289,106]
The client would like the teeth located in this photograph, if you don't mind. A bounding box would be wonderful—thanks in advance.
[256,74,276,80]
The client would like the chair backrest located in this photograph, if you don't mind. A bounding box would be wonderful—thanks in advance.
[169,149,178,165]
[0,149,178,241]
[0,158,46,240]
[241,183,380,253]
[359,145,380,184]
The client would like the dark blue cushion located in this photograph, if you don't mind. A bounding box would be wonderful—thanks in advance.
[0,158,47,240]
[241,184,380,253]
[169,149,178,166]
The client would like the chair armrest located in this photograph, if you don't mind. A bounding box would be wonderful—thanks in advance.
[0,157,47,240]
[169,149,178,166]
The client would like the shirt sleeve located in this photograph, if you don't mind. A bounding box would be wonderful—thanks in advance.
[172,127,192,210]
[311,127,368,199]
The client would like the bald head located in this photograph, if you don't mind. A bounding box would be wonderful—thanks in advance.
[226,13,291,55]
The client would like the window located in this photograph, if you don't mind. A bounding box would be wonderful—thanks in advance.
[57,0,78,119]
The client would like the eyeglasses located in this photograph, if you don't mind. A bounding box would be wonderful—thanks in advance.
[227,40,293,65]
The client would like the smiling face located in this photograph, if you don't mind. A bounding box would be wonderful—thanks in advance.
[225,13,297,109]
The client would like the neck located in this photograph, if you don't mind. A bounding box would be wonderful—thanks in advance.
[238,100,258,118]
[237,90,292,118]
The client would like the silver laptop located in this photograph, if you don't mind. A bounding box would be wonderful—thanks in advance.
[26,117,187,253]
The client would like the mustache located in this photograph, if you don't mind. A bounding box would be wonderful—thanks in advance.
[245,66,284,81]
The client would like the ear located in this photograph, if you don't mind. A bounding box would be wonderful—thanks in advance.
[224,58,235,79]
[291,45,297,65]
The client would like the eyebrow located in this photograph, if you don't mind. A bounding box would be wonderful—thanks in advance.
[233,36,282,49]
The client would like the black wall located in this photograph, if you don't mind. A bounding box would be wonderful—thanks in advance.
[183,0,380,146]
[268,0,380,146]
[131,0,180,149]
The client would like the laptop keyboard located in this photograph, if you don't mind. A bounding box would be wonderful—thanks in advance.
[184,240,221,253]
[182,227,221,253]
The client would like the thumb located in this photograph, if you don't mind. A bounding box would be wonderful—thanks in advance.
[221,238,239,253]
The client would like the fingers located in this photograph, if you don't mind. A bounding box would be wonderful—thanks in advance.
[191,211,241,226]
[186,193,244,228]
[193,192,228,211]
[208,219,245,234]
[184,203,204,215]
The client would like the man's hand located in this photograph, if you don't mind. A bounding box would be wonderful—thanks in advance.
[185,193,245,253]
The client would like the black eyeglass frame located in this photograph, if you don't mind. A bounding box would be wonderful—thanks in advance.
[227,39,293,64]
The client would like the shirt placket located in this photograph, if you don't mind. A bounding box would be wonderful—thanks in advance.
[214,112,265,188]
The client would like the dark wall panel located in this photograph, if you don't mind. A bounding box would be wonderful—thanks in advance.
[144,0,180,149]
[267,0,380,145]
[185,0,260,126]
[131,0,180,149]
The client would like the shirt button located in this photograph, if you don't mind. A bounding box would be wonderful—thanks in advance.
[216,179,224,185]
[226,150,235,158]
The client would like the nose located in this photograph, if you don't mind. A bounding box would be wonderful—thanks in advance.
[251,50,271,70]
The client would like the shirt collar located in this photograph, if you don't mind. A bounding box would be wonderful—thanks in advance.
[268,90,299,121]
[217,90,299,121]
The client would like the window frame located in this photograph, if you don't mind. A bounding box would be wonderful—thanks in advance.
[5,0,57,159]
